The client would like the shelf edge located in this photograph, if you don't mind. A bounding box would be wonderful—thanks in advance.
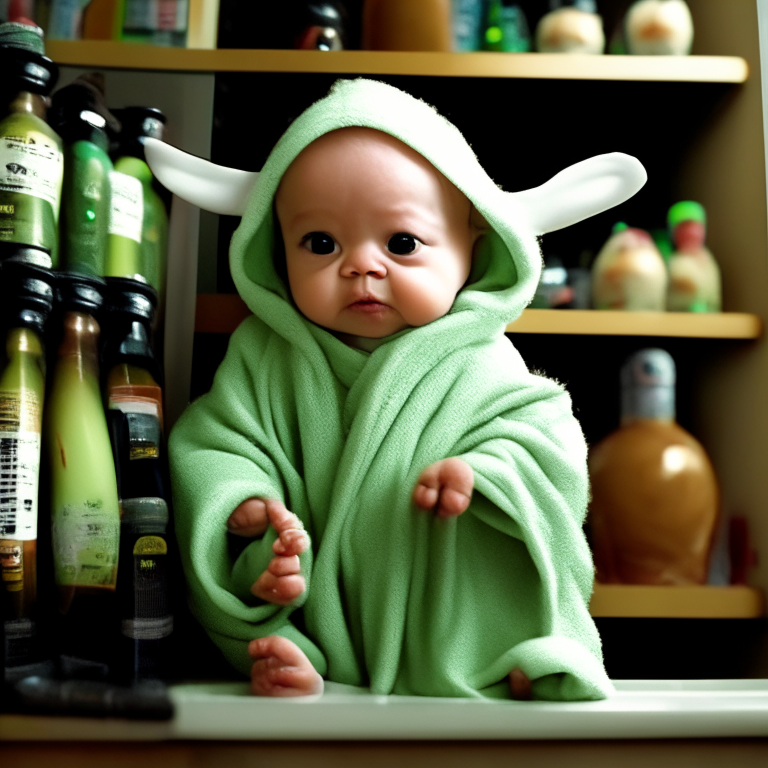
[194,295,762,339]
[590,584,765,619]
[47,42,749,83]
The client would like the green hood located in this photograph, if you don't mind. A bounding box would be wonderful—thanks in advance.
[229,78,540,352]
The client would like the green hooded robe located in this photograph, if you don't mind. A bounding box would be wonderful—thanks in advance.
[169,78,613,701]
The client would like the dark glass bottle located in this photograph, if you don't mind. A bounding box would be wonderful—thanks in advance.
[102,277,173,681]
[0,257,54,678]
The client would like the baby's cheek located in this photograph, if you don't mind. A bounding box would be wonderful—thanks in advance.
[396,269,462,327]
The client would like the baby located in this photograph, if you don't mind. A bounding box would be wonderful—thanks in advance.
[151,78,645,702]
[228,126,491,696]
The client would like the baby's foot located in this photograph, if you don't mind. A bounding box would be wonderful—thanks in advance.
[251,499,309,605]
[509,668,532,701]
[413,457,474,518]
[249,635,324,697]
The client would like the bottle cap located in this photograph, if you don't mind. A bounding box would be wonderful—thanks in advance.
[0,20,45,54]
[55,272,106,316]
[121,497,169,534]
[112,107,166,160]
[49,75,121,145]
[612,221,629,234]
[668,201,706,229]
[105,277,158,323]
[548,0,598,12]
[0,259,55,336]
[0,46,57,96]
[0,242,52,269]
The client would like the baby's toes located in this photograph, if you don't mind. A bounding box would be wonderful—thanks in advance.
[436,486,472,518]
[249,637,323,697]
[251,660,323,697]
[413,482,439,511]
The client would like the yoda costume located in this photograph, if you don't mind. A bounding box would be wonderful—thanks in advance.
[169,78,614,701]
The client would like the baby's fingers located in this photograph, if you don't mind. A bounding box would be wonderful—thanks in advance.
[413,458,474,518]
[227,498,270,537]
[252,566,305,605]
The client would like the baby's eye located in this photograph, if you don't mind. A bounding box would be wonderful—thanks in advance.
[302,232,337,255]
[387,233,420,256]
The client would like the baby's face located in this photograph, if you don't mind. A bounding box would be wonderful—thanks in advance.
[275,127,478,340]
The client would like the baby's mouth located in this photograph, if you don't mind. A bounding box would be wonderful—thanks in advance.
[348,296,390,313]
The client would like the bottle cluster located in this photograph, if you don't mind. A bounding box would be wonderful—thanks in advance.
[0,20,174,699]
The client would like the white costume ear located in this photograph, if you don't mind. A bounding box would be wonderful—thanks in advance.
[508,153,647,236]
[143,137,260,216]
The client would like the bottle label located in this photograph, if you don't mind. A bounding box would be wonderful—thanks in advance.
[108,171,143,243]
[121,533,172,640]
[109,392,162,460]
[133,535,168,556]
[0,541,23,592]
[0,431,40,541]
[0,135,64,209]
[52,505,120,588]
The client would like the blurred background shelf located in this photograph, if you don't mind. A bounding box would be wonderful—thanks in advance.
[193,294,762,339]
[45,41,748,81]
[590,584,765,618]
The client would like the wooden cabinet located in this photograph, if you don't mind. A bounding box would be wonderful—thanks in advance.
[46,0,768,676]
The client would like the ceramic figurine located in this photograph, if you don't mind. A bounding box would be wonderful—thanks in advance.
[666,201,721,312]
[591,223,668,310]
[145,79,646,701]
[535,0,605,54]
[625,0,693,55]
[589,348,719,585]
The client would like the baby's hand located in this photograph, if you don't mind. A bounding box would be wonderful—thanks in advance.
[412,457,474,519]
[228,498,309,605]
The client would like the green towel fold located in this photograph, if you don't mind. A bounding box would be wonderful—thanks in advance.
[170,78,613,700]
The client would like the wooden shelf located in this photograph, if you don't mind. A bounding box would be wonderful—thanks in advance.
[589,584,765,619]
[508,309,762,338]
[46,41,749,82]
[194,294,762,339]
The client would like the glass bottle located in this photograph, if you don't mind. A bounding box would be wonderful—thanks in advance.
[46,273,121,670]
[102,277,173,681]
[49,75,118,278]
[0,36,63,267]
[106,107,169,305]
[0,258,54,675]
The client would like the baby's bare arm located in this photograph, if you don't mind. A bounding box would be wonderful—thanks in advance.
[412,457,474,518]
[226,498,309,605]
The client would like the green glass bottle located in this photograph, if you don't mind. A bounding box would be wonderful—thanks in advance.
[49,75,120,278]
[0,37,63,268]
[107,107,169,304]
[0,258,54,675]
[47,274,121,668]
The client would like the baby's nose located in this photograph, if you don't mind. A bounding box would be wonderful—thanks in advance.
[339,246,387,278]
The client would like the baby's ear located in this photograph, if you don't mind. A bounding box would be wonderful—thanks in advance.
[144,137,260,216]
[508,153,647,236]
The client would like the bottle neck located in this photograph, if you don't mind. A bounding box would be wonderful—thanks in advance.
[7,90,47,120]
[5,326,44,361]
[57,311,100,375]
[621,384,676,425]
